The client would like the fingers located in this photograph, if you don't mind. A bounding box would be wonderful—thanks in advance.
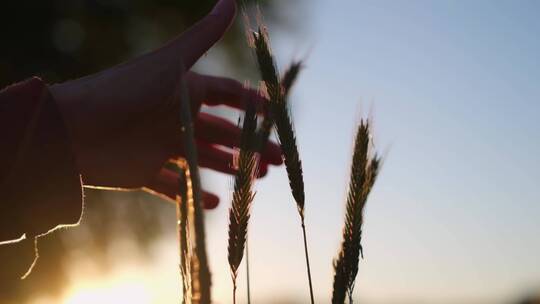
[202,192,220,209]
[197,141,269,178]
[146,156,268,210]
[187,72,268,114]
[198,142,236,175]
[170,138,271,177]
[195,113,282,165]
[145,168,220,209]
[179,0,237,69]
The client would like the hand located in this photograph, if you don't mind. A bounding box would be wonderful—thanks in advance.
[49,0,282,209]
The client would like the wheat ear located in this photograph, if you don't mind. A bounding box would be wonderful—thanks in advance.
[331,120,380,304]
[282,61,303,98]
[174,67,212,304]
[257,60,303,151]
[252,27,305,217]
[227,101,259,304]
[251,26,314,304]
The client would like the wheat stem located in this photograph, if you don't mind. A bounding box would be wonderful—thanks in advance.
[232,280,237,304]
[301,217,315,304]
[175,65,211,304]
[246,238,252,304]
[176,164,191,303]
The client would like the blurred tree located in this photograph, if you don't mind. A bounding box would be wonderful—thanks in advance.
[0,0,302,302]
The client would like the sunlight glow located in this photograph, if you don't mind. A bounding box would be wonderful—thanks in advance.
[62,272,152,304]
[56,238,184,304]
[49,237,236,304]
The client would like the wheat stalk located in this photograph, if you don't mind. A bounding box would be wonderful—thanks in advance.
[250,25,314,304]
[227,101,259,304]
[176,161,192,303]
[174,67,212,304]
[331,120,380,304]
[245,238,252,304]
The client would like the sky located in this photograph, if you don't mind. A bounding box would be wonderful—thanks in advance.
[206,0,540,302]
[38,1,540,303]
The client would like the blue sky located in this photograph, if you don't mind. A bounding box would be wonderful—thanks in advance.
[198,1,540,302]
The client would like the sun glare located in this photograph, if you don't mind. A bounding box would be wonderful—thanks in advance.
[62,271,152,304]
[52,238,184,304]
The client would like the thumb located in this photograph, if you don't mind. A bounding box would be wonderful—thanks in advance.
[179,0,237,69]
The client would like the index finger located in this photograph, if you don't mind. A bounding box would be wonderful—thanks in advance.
[187,73,268,114]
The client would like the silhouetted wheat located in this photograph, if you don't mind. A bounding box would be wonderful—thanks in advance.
[171,6,387,304]
[252,27,305,217]
[282,61,303,98]
[174,68,212,304]
[227,101,259,304]
[176,161,192,304]
[251,25,314,304]
[257,60,303,152]
[332,120,380,304]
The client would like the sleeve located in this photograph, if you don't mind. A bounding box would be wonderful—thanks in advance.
[0,77,83,243]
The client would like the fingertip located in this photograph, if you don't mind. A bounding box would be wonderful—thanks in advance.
[265,141,283,165]
[257,162,269,178]
[203,192,220,209]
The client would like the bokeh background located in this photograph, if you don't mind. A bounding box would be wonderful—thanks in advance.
[1,0,539,303]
